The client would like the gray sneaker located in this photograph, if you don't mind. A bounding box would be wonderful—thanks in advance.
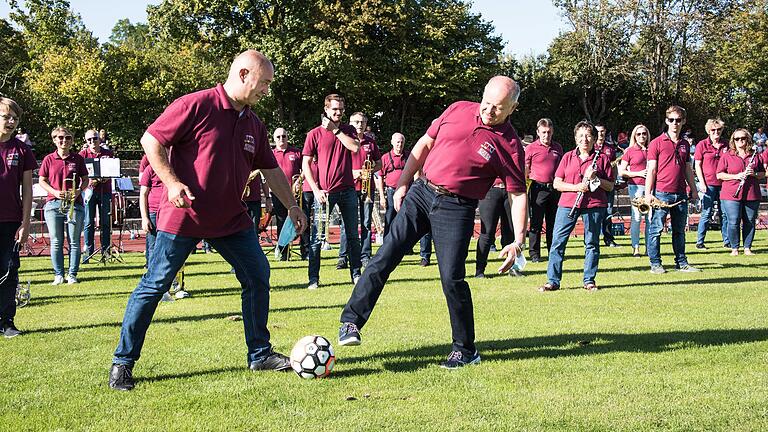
[676,264,701,273]
[650,265,666,274]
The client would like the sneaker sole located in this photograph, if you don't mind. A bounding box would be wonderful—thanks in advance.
[440,356,481,370]
[338,337,361,346]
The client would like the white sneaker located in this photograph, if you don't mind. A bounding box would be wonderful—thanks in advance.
[51,275,65,285]
[174,290,190,299]
[353,275,360,285]
[161,292,175,302]
[308,282,319,290]
[66,275,78,284]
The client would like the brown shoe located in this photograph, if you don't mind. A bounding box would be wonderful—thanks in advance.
[584,282,599,292]
[538,282,559,292]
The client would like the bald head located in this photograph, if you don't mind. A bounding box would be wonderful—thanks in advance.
[273,127,288,149]
[223,50,275,110]
[479,76,520,126]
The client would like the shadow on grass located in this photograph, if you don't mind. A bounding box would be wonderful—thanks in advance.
[338,328,768,373]
[135,365,379,384]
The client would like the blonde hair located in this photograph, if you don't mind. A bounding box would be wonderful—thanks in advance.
[704,118,724,133]
[629,124,650,148]
[666,105,686,119]
[728,128,753,153]
[50,126,73,139]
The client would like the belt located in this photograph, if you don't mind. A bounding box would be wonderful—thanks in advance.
[421,178,460,198]
[533,180,554,189]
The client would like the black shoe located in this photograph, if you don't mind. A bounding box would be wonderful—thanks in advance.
[420,258,429,267]
[474,272,485,279]
[529,256,541,263]
[338,322,362,346]
[695,243,707,250]
[440,350,481,369]
[3,322,21,338]
[723,243,731,249]
[249,350,291,371]
[336,259,348,270]
[109,364,135,391]
[605,240,619,248]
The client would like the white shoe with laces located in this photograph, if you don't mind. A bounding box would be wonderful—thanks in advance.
[66,275,78,284]
[51,275,65,286]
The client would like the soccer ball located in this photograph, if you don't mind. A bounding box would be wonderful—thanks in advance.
[290,335,336,379]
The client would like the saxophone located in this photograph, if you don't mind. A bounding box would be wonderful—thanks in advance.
[242,170,262,199]
[292,172,304,209]
[360,158,375,204]
[631,196,685,215]
[371,191,385,238]
[59,173,78,222]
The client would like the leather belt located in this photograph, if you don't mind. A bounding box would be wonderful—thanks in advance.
[533,180,554,190]
[421,178,460,198]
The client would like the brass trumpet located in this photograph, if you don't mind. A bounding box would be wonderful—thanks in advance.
[59,173,78,222]
[631,196,685,215]
[371,191,385,237]
[361,158,375,204]
[292,172,304,209]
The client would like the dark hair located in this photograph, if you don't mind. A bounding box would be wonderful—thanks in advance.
[324,94,345,108]
[573,120,595,137]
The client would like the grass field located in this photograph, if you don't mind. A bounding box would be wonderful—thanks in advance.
[1,232,768,431]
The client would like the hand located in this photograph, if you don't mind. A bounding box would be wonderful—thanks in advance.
[264,199,273,214]
[380,196,387,209]
[321,113,338,132]
[497,243,522,274]
[393,185,408,212]
[637,168,647,178]
[141,217,154,233]
[53,189,65,199]
[16,223,30,245]
[745,167,755,177]
[314,189,328,204]
[584,166,596,180]
[167,181,195,208]
[352,169,361,180]
[690,189,699,202]
[289,205,309,235]
[576,182,589,193]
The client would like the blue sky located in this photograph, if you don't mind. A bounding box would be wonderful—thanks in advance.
[1,0,567,57]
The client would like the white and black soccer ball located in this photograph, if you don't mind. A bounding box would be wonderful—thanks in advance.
[290,335,336,379]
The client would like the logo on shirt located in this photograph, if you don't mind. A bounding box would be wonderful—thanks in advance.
[477,141,496,161]
[244,135,256,154]
[6,151,19,167]
[67,162,77,173]
[288,154,298,161]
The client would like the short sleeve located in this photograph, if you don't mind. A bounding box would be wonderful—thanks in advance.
[303,130,318,157]
[716,154,728,173]
[647,139,660,162]
[251,122,278,170]
[146,97,195,148]
[426,102,461,139]
[76,156,89,177]
[22,146,37,171]
[38,156,50,178]
[139,166,153,187]
[503,141,526,193]
[554,154,567,179]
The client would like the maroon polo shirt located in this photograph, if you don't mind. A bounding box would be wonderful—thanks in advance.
[39,150,88,205]
[381,150,410,189]
[351,135,382,192]
[303,158,319,193]
[694,138,728,187]
[273,146,302,183]
[243,175,262,203]
[0,137,38,223]
[139,155,149,174]
[525,139,563,184]
[595,141,618,162]
[555,149,614,209]
[422,101,525,200]
[80,147,115,194]
[717,151,764,201]
[647,133,690,194]
[146,83,278,238]
[138,164,165,213]
[621,145,648,186]
[302,124,357,193]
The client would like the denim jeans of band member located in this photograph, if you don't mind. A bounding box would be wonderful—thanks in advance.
[113,228,273,366]
[308,187,361,284]
[245,200,262,232]
[647,192,689,267]
[339,191,373,261]
[546,206,605,286]
[528,182,559,259]
[270,193,289,259]
[720,199,759,249]
[0,222,21,324]
[43,200,85,277]
[341,180,479,357]
[144,212,158,267]
[696,185,728,245]
[627,184,650,248]
[300,192,314,259]
[476,187,513,274]
[83,190,112,256]
[600,189,616,243]
[385,186,432,259]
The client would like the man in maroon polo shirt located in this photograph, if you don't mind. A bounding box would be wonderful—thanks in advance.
[0,98,37,338]
[338,76,528,369]
[525,118,563,262]
[302,94,362,290]
[110,50,308,391]
[80,129,115,263]
[693,119,729,249]
[270,127,302,260]
[337,112,382,269]
[594,123,620,248]
[645,105,700,274]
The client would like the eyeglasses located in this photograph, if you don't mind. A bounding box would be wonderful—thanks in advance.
[86,137,99,141]
[734,136,748,142]
[710,128,723,132]
[666,118,683,124]
[54,135,73,141]
[636,132,648,136]
[0,114,19,122]
[274,135,286,139]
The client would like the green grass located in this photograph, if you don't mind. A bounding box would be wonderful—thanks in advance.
[2,233,768,431]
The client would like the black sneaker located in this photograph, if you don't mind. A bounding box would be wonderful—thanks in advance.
[605,240,619,248]
[695,243,707,250]
[440,350,481,369]
[420,258,430,267]
[338,322,361,346]
[3,322,21,338]
[336,259,348,270]
[248,350,291,371]
[109,364,135,391]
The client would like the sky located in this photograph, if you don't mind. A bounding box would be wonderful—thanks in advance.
[0,1,567,57]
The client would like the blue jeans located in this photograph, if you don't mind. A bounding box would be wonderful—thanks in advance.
[0,222,20,324]
[385,186,432,259]
[720,200,759,249]
[44,200,85,277]
[114,228,273,366]
[83,190,112,257]
[627,184,650,248]
[647,192,689,268]
[696,185,728,245]
[341,180,479,357]
[546,206,605,286]
[144,212,158,267]
[339,191,373,261]
[308,187,361,283]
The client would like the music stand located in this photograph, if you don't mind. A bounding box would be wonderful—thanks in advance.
[84,158,125,265]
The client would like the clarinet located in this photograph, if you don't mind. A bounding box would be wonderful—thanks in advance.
[568,150,602,219]
[733,151,758,198]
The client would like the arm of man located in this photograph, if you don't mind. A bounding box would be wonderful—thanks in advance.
[141,132,195,208]
[375,173,386,209]
[261,167,308,234]
[685,162,699,201]
[336,130,360,153]
[17,170,33,244]
[302,155,326,204]
[694,160,706,192]
[644,160,658,199]
[393,133,435,211]
[38,176,61,198]
[261,177,273,213]
[139,185,152,233]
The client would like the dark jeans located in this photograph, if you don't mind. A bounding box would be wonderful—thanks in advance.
[114,228,273,366]
[476,187,513,274]
[83,190,112,257]
[528,181,559,259]
[0,222,20,324]
[270,193,289,260]
[245,200,262,231]
[647,191,689,268]
[341,180,479,357]
[720,200,759,249]
[308,187,361,284]
[696,185,728,245]
[600,189,616,243]
[546,207,605,286]
[385,186,431,259]
[339,191,373,261]
[144,212,157,267]
[300,192,314,259]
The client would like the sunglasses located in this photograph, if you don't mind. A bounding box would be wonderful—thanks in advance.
[275,135,286,139]
[54,135,73,141]
[710,128,723,132]
[666,118,683,124]
[734,136,748,142]
[86,137,100,141]
[636,131,648,136]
